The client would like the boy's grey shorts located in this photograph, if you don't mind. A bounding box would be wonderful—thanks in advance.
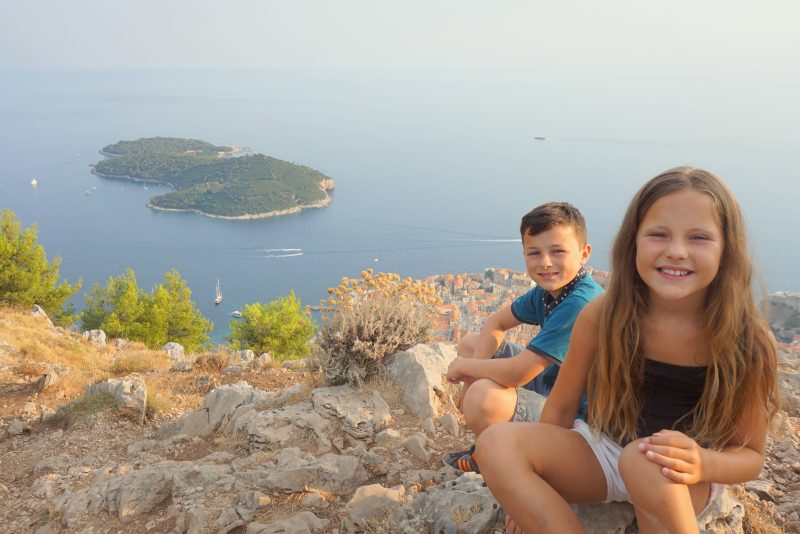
[492,339,548,423]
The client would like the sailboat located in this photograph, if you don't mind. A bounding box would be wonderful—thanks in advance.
[30,178,38,187]
[214,279,223,305]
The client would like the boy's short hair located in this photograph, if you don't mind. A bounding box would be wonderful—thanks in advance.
[520,202,587,245]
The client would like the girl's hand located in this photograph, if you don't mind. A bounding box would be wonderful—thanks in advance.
[638,430,708,484]
[446,357,475,384]
[504,512,525,534]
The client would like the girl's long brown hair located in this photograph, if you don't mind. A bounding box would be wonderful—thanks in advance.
[588,167,779,449]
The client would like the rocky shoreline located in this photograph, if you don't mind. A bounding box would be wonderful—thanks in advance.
[146,186,334,221]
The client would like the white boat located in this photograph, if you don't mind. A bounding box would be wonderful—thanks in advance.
[231,310,243,318]
[30,178,38,187]
[214,279,223,305]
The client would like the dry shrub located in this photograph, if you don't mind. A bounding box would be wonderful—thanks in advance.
[318,270,439,386]
[195,353,229,373]
[15,361,46,378]
[110,350,170,375]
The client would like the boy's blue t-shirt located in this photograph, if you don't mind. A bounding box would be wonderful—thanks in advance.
[510,274,604,404]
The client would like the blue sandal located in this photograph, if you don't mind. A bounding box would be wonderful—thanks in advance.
[442,445,480,474]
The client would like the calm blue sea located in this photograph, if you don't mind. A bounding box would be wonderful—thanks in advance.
[1,68,798,340]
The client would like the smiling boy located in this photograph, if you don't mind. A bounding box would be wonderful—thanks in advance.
[443,202,604,473]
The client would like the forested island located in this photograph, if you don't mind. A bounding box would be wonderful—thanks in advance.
[92,137,334,219]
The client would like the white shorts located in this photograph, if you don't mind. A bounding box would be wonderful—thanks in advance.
[571,419,723,513]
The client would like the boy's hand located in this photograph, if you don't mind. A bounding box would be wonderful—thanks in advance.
[638,430,708,484]
[446,357,476,384]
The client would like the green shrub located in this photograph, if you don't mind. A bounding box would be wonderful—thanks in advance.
[0,210,81,324]
[228,291,315,361]
[318,270,439,386]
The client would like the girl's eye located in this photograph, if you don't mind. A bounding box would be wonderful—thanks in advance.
[527,251,539,256]
[691,235,709,241]
[649,232,667,238]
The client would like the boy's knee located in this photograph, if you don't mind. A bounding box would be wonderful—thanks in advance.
[462,379,515,431]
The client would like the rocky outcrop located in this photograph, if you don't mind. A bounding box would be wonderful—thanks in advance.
[83,375,147,424]
[82,329,106,349]
[386,342,458,418]
[765,292,800,342]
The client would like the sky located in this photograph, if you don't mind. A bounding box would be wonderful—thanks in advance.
[1,0,799,82]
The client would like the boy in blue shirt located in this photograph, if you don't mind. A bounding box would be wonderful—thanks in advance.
[444,202,604,472]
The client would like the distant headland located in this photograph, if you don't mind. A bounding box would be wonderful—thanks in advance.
[92,137,334,219]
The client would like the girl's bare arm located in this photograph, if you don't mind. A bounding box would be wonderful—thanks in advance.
[540,296,604,428]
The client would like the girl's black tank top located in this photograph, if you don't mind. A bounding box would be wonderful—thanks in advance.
[636,359,707,438]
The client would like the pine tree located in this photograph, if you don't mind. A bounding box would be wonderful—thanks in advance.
[0,210,80,324]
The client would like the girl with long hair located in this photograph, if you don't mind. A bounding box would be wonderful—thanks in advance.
[476,167,779,533]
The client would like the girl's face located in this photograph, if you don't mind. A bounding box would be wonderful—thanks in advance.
[635,189,724,309]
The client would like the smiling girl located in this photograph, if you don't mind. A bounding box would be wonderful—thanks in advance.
[476,167,780,534]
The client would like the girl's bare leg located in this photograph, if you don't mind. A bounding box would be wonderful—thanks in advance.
[476,421,607,534]
[619,440,711,534]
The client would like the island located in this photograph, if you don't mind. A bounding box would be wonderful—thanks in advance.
[92,137,334,219]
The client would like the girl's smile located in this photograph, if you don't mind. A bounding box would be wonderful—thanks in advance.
[635,190,724,308]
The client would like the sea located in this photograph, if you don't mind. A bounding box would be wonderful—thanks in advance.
[1,68,798,340]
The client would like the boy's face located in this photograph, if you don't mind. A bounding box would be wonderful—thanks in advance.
[523,224,591,298]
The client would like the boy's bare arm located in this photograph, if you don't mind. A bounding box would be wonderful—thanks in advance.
[469,305,523,358]
[448,349,551,387]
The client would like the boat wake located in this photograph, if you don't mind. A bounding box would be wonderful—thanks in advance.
[261,248,303,258]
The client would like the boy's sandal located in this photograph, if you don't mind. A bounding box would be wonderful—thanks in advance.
[442,445,480,474]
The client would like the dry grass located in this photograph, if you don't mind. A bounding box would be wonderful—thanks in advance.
[111,350,170,375]
[0,305,113,399]
[145,384,174,418]
[53,390,117,426]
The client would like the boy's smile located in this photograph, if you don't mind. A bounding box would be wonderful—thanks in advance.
[523,224,591,298]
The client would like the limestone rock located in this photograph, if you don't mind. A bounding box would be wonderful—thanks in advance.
[246,511,327,534]
[282,358,308,370]
[157,382,277,439]
[398,472,501,533]
[82,329,107,348]
[234,349,255,365]
[237,447,369,495]
[698,488,744,534]
[162,342,194,371]
[439,413,460,437]
[386,342,458,418]
[84,375,147,424]
[403,433,431,462]
[236,400,331,451]
[33,304,55,327]
[254,353,273,369]
[162,341,184,360]
[312,385,392,439]
[37,368,60,391]
[345,484,408,530]
[1,418,29,439]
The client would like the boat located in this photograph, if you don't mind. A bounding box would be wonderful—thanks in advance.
[30,178,38,187]
[231,310,243,318]
[534,136,547,141]
[84,190,91,196]
[214,279,223,305]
